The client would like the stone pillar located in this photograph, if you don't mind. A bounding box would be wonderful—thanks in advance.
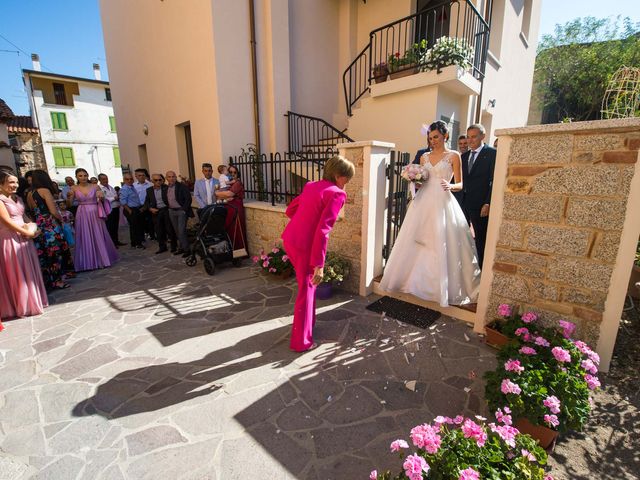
[474,118,640,372]
[338,141,395,295]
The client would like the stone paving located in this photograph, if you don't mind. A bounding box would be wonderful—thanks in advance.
[0,245,496,479]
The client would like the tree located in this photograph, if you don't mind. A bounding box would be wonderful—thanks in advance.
[532,16,640,123]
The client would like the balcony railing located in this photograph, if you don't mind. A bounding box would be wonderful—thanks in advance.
[343,0,490,116]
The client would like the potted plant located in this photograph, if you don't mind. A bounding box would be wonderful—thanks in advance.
[372,62,389,83]
[252,245,293,279]
[388,40,426,80]
[370,411,553,479]
[484,313,601,449]
[316,252,350,300]
[484,303,514,348]
[422,36,474,74]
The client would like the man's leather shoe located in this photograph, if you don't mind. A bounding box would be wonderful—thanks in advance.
[155,248,168,254]
[181,251,190,258]
[136,245,146,249]
[173,249,184,256]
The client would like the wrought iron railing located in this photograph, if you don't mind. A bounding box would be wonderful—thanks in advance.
[285,111,353,161]
[383,151,411,262]
[229,152,325,206]
[343,0,490,116]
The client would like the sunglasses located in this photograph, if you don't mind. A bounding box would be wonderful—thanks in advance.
[152,179,163,182]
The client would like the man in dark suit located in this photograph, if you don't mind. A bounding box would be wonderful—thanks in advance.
[165,170,194,257]
[461,123,496,270]
[143,173,177,254]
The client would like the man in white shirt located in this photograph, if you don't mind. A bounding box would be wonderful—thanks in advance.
[193,163,220,210]
[134,168,155,240]
[98,173,126,247]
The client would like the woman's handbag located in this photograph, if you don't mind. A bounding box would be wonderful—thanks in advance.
[232,217,248,258]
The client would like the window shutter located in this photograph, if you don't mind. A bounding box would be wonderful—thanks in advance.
[53,147,64,167]
[109,116,116,132]
[60,113,68,130]
[51,112,59,130]
[62,148,75,166]
[113,147,121,167]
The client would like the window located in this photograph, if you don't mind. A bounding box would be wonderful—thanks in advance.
[109,116,117,133]
[113,147,121,167]
[52,147,75,167]
[520,0,533,43]
[52,83,67,105]
[51,112,68,131]
[105,88,112,101]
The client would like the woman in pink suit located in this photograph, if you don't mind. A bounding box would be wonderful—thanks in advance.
[281,156,355,352]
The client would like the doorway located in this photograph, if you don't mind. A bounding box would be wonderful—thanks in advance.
[138,144,149,171]
[176,122,195,182]
[415,0,451,47]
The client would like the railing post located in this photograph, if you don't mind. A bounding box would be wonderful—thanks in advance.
[269,152,275,206]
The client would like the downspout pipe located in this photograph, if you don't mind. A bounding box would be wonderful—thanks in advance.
[474,0,493,124]
[248,0,261,156]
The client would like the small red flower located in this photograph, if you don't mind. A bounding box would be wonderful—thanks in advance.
[395,52,400,58]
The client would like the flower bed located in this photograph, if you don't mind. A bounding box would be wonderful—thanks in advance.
[252,245,293,277]
[484,306,601,441]
[371,412,554,479]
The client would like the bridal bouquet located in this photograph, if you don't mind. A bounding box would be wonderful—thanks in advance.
[401,164,429,184]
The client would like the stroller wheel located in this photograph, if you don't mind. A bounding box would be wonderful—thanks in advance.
[204,258,216,276]
[185,256,197,267]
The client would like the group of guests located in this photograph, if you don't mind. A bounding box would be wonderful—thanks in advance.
[0,166,120,330]
[118,163,246,256]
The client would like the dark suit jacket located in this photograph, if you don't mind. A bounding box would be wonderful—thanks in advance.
[412,148,430,164]
[144,183,194,218]
[461,145,496,214]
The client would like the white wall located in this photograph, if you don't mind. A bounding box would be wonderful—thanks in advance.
[29,80,121,183]
[480,0,541,141]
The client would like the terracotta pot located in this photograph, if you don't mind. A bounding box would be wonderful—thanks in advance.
[278,268,293,280]
[485,325,509,349]
[515,418,559,450]
[316,282,333,300]
[389,65,419,80]
[373,74,388,83]
[627,264,640,299]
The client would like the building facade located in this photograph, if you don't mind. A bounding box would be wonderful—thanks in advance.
[23,57,122,184]
[7,115,46,176]
[99,0,540,178]
[0,99,15,170]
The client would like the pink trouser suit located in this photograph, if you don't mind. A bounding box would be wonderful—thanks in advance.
[281,180,346,351]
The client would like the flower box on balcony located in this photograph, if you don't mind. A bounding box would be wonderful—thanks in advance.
[389,64,419,80]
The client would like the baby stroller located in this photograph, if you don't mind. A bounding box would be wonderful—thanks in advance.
[185,203,240,275]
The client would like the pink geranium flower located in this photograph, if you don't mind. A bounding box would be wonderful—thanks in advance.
[262,260,269,268]
[552,347,572,363]
[403,454,429,480]
[490,423,519,447]
[453,415,464,424]
[495,408,512,426]
[544,414,559,427]
[587,350,600,365]
[369,470,377,480]
[390,439,409,452]
[410,424,441,454]
[585,374,601,390]
[498,304,512,317]
[559,320,576,338]
[504,359,524,374]
[461,419,487,447]
[501,379,522,395]
[543,395,561,414]
[252,256,260,263]
[272,247,280,254]
[282,255,289,262]
[458,467,480,480]
[514,327,529,338]
[521,312,538,323]
[519,346,537,355]
[521,449,537,462]
[534,336,550,347]
[581,359,598,374]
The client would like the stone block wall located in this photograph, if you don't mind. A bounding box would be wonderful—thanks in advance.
[244,146,366,294]
[486,122,640,346]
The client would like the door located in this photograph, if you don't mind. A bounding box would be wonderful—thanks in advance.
[415,0,451,47]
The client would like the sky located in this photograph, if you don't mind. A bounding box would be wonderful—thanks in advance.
[1,0,639,116]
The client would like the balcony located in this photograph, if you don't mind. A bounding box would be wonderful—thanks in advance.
[343,0,489,116]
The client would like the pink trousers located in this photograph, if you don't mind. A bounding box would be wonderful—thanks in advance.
[284,242,317,351]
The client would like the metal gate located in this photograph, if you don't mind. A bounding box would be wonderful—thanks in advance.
[383,151,411,262]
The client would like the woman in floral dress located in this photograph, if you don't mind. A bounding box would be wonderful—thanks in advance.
[27,170,74,289]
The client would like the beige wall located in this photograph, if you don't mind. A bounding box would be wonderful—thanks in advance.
[100,0,223,178]
[475,118,640,372]
[355,0,414,50]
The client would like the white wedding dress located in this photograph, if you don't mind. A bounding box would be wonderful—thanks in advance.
[380,151,481,306]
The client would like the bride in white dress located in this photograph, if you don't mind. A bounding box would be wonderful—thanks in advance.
[380,121,481,307]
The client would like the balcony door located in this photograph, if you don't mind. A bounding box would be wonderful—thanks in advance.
[415,0,451,47]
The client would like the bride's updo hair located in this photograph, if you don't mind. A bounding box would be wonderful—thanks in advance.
[428,120,449,139]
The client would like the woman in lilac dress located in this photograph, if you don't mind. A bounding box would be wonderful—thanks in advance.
[67,168,119,271]
[0,169,48,320]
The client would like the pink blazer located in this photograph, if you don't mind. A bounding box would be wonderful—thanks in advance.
[281,180,346,268]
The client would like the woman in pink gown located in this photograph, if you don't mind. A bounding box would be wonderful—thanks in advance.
[67,168,119,271]
[281,156,355,352]
[0,170,48,320]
